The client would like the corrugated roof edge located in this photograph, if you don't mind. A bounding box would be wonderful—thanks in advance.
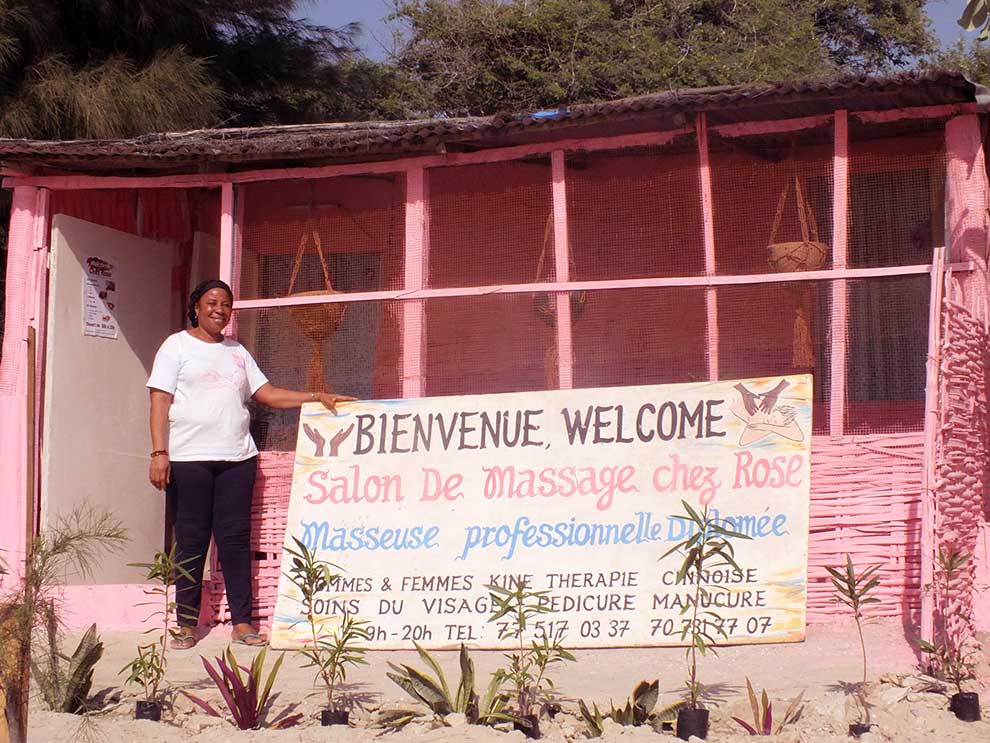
[0,69,983,175]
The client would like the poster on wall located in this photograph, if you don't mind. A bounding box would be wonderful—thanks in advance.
[81,255,119,339]
[271,375,812,650]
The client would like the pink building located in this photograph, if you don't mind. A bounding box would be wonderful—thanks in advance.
[0,70,988,644]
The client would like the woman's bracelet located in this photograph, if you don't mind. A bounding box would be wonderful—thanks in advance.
[150,450,168,458]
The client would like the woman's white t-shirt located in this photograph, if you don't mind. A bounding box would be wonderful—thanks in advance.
[147,331,269,462]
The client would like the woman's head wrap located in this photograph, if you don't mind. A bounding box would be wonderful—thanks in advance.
[188,279,233,327]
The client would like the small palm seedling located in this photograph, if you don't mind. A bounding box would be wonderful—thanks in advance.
[183,646,301,730]
[825,555,881,734]
[661,500,750,740]
[579,679,686,737]
[487,578,576,738]
[381,642,512,729]
[731,678,804,735]
[120,546,196,721]
[281,538,369,725]
[918,548,980,721]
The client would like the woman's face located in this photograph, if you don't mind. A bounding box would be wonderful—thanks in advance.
[195,288,233,335]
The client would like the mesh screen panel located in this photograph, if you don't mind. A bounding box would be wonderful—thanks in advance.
[565,144,705,280]
[710,129,834,275]
[427,159,552,288]
[845,274,929,433]
[425,292,558,397]
[717,281,831,432]
[237,174,405,301]
[572,287,707,388]
[237,301,401,451]
[848,127,945,268]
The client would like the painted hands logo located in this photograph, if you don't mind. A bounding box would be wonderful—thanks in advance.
[731,379,805,447]
[303,421,354,458]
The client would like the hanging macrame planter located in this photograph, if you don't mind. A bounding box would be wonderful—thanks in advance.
[766,175,829,371]
[533,211,587,387]
[287,227,345,393]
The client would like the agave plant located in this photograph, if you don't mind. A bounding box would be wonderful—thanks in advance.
[382,642,512,728]
[731,678,804,736]
[32,623,104,713]
[579,679,686,737]
[183,646,301,730]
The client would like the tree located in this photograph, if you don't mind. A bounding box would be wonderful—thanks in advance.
[388,0,938,117]
[0,0,366,139]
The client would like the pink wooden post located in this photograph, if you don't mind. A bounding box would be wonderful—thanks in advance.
[696,114,719,381]
[830,111,849,437]
[945,115,990,314]
[0,186,45,583]
[403,167,428,398]
[920,246,946,644]
[551,150,574,390]
[219,182,235,287]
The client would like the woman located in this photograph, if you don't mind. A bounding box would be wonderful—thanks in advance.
[147,279,353,649]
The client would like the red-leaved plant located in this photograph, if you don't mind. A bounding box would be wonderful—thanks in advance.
[731,678,804,736]
[183,646,301,730]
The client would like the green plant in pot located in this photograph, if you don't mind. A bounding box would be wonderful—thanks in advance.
[661,500,751,741]
[825,554,881,737]
[918,548,980,722]
[486,578,575,739]
[281,538,369,725]
[120,547,196,721]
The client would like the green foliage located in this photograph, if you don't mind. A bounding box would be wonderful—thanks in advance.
[486,578,576,723]
[960,0,990,39]
[730,678,804,735]
[0,0,375,139]
[32,623,104,714]
[0,506,126,718]
[579,679,687,737]
[661,500,751,709]
[389,0,937,116]
[119,546,195,704]
[918,548,976,695]
[825,555,880,685]
[183,646,301,729]
[281,537,369,712]
[384,642,512,727]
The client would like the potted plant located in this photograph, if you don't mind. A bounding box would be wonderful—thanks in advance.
[282,538,369,725]
[661,500,750,740]
[730,678,805,736]
[120,547,195,721]
[486,578,575,739]
[918,548,980,722]
[578,679,686,737]
[825,555,881,736]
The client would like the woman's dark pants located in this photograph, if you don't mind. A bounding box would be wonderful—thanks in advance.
[169,457,257,626]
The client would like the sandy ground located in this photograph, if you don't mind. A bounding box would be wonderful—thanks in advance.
[26,619,990,742]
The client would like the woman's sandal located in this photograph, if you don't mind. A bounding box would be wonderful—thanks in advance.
[171,631,197,650]
[231,631,266,647]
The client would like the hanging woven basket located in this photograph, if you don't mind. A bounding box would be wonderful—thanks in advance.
[767,175,829,273]
[533,211,587,327]
[287,228,346,342]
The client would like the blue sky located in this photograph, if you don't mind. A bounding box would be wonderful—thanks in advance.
[296,1,973,61]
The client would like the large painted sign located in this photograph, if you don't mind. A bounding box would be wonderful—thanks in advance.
[271,376,812,650]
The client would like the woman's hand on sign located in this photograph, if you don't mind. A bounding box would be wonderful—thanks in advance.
[149,454,170,490]
[313,391,357,414]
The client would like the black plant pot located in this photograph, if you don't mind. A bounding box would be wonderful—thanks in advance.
[135,700,162,721]
[321,709,349,726]
[848,722,872,737]
[513,713,541,739]
[677,708,709,740]
[949,692,981,722]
